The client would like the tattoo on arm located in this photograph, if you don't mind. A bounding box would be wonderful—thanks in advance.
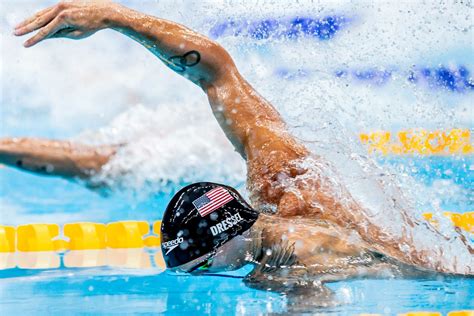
[167,50,201,72]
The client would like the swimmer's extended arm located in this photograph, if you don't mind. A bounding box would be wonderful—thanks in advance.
[0,138,116,180]
[14,1,301,159]
[15,1,230,85]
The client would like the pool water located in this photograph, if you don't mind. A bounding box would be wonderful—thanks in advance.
[0,258,473,315]
[1,157,472,315]
[1,0,473,314]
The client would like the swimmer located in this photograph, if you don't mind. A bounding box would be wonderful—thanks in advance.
[2,1,472,289]
[160,181,436,297]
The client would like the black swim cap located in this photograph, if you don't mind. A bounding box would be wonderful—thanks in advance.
[160,182,259,269]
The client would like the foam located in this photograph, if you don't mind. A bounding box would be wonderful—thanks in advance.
[77,104,246,192]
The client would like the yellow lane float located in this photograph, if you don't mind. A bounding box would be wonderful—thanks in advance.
[448,311,474,316]
[398,312,441,316]
[64,222,107,250]
[359,311,474,316]
[423,212,474,233]
[0,220,164,270]
[0,220,162,253]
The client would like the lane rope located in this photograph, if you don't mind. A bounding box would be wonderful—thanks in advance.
[1,212,472,254]
[0,212,472,270]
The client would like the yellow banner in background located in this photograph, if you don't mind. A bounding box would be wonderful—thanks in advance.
[359,128,473,155]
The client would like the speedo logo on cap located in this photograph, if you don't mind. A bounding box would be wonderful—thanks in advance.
[210,212,243,236]
[162,236,184,255]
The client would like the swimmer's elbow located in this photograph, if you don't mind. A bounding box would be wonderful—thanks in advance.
[200,42,239,87]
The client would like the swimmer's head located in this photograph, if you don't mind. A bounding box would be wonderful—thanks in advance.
[160,182,259,273]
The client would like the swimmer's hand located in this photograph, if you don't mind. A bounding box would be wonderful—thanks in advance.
[14,1,118,47]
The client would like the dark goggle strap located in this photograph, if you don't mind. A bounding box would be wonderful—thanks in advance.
[186,251,216,273]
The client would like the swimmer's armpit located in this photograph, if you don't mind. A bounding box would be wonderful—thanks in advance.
[244,238,312,293]
[244,268,332,298]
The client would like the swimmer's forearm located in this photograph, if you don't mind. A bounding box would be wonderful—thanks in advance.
[104,5,236,86]
[14,1,235,87]
[0,138,115,179]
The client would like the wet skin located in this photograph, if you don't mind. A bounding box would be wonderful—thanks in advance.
[1,0,472,283]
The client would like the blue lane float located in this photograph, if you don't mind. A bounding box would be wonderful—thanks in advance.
[408,65,474,92]
[275,65,473,93]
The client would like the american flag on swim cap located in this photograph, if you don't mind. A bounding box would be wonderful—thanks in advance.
[192,186,234,217]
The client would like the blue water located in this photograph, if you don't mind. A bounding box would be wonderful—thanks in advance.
[1,156,473,315]
[0,266,473,315]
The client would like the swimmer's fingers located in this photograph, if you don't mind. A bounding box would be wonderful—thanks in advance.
[23,17,65,48]
[14,6,60,37]
[14,5,55,31]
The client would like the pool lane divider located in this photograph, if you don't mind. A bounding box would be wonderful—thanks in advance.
[1,212,472,254]
[0,212,472,271]
[0,220,163,253]
[0,221,165,270]
[359,128,473,155]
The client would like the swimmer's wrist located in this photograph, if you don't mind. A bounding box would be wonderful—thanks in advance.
[101,3,141,31]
